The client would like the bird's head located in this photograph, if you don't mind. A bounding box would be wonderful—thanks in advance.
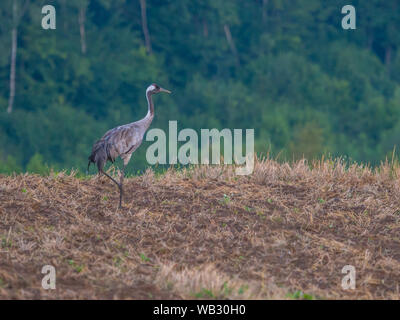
[146,83,171,95]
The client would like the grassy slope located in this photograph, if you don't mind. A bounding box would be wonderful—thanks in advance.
[1,158,400,299]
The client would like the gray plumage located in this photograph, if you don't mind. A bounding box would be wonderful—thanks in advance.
[88,83,171,208]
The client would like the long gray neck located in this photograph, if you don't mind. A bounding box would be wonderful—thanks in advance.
[146,91,154,117]
[141,90,154,128]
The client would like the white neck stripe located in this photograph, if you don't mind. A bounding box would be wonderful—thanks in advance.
[146,85,155,93]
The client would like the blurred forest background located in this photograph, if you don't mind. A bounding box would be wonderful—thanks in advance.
[1,0,400,174]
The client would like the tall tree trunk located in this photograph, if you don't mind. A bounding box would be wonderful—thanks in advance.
[385,45,392,74]
[139,0,152,54]
[262,0,269,23]
[7,0,29,114]
[7,0,18,114]
[224,24,240,67]
[79,6,87,54]
[203,19,208,38]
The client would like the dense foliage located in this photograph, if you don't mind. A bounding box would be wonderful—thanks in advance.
[1,0,400,174]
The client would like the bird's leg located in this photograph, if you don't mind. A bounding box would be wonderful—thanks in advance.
[100,169,119,186]
[119,165,125,208]
[100,168,120,191]
[100,168,124,208]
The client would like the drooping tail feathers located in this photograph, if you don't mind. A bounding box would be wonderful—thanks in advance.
[87,139,113,174]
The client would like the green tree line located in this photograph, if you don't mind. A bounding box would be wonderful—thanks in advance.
[1,0,400,174]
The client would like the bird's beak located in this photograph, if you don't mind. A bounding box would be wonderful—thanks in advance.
[160,87,171,94]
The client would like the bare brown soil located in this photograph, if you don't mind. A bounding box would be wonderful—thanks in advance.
[1,158,400,299]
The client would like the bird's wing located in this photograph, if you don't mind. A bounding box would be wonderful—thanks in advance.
[103,124,144,158]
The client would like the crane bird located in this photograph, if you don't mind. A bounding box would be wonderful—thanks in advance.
[87,83,171,208]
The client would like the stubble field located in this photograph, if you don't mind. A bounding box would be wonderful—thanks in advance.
[1,158,400,299]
